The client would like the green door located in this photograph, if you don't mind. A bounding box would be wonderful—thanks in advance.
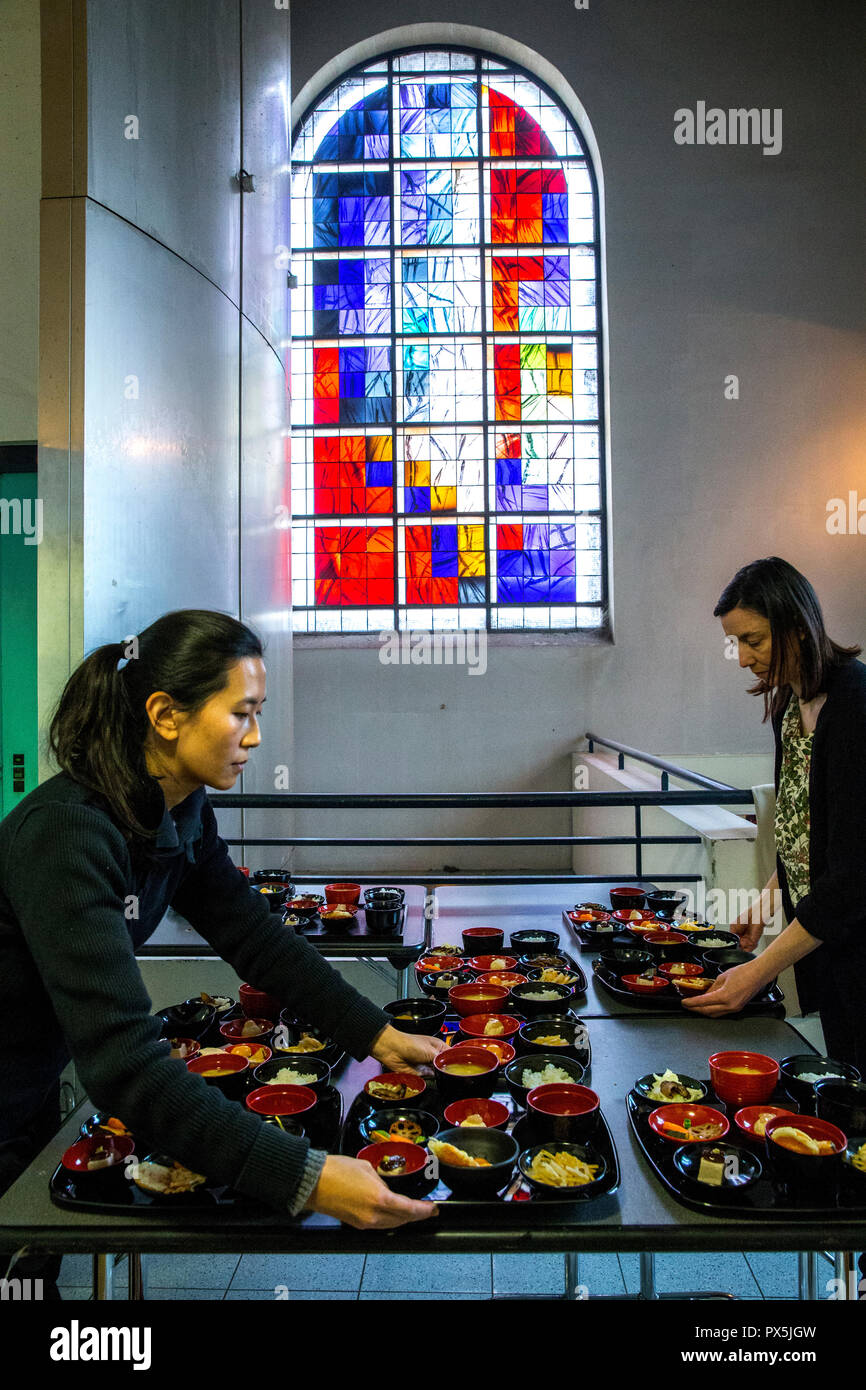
[0,472,39,815]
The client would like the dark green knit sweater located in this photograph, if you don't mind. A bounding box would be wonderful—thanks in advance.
[0,772,390,1212]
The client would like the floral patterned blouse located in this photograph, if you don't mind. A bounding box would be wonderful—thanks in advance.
[774,694,812,908]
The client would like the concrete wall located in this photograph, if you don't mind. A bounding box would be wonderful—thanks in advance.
[37,0,294,865]
[0,0,40,441]
[287,2,866,876]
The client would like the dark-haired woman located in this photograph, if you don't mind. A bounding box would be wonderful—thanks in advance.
[685,558,866,1072]
[0,609,443,1268]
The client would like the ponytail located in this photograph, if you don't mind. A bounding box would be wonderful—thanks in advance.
[48,611,264,852]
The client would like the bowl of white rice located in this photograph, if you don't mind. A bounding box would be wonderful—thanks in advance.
[504,1052,585,1106]
[509,981,574,1018]
[780,1053,860,1106]
[252,1054,332,1095]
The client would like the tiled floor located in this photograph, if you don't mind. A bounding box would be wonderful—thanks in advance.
[55,1249,819,1300]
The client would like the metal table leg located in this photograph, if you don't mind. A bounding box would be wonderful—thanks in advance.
[564,1252,587,1298]
[832,1251,855,1300]
[92,1253,113,1300]
[562,1252,734,1301]
[640,1251,658,1298]
[127,1253,146,1300]
[798,1252,818,1299]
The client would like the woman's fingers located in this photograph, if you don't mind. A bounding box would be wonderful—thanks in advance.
[343,1192,437,1230]
[732,921,762,951]
[307,1154,438,1229]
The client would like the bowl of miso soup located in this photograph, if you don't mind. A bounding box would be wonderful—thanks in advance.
[433,1044,499,1100]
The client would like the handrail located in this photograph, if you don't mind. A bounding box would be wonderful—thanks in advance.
[584,733,741,793]
[208,789,753,808]
[212,835,702,847]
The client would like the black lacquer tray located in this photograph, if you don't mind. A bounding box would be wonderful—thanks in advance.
[440,1009,592,1075]
[341,1075,619,1216]
[591,959,785,1019]
[48,1087,344,1216]
[297,904,410,945]
[626,1083,866,1219]
[158,1000,350,1072]
[562,911,639,952]
[425,943,587,998]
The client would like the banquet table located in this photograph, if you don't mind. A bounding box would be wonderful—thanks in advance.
[137,882,431,996]
[2,879,861,1303]
[1,1015,859,1273]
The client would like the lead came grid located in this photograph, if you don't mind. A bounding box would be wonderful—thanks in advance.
[291,51,606,632]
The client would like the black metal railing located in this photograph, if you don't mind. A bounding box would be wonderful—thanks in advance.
[207,738,754,887]
[584,732,743,794]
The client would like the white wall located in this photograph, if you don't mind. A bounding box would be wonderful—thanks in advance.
[287,1,866,875]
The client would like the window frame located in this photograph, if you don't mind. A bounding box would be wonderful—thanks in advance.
[290,43,612,645]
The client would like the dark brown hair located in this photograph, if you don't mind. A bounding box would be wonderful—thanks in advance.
[714,557,860,720]
[48,610,264,853]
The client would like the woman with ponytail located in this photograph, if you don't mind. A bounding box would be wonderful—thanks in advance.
[0,610,441,1273]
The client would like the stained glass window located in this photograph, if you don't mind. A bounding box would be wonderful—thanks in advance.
[291,49,607,633]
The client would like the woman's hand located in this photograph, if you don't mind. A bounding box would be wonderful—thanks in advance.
[369,1023,446,1074]
[731,870,779,952]
[731,911,763,953]
[681,961,765,1016]
[306,1154,437,1228]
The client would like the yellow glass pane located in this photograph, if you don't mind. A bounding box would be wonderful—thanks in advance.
[459,524,484,550]
[459,550,486,577]
[431,486,457,510]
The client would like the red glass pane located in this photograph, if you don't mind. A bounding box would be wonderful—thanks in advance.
[406,547,432,578]
[316,527,343,554]
[498,523,523,550]
[405,525,432,553]
[431,577,459,604]
[340,578,368,604]
[407,577,431,604]
[497,433,522,458]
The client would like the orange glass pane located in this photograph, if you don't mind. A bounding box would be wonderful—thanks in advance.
[365,487,393,512]
[495,388,521,422]
[315,578,340,605]
[405,459,431,487]
[367,434,392,461]
[341,435,365,461]
[517,218,543,243]
[367,527,394,553]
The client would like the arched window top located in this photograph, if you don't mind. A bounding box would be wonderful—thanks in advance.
[290,48,607,635]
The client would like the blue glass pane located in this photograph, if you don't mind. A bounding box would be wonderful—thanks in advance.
[316,87,390,162]
[495,458,521,485]
[432,550,459,576]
